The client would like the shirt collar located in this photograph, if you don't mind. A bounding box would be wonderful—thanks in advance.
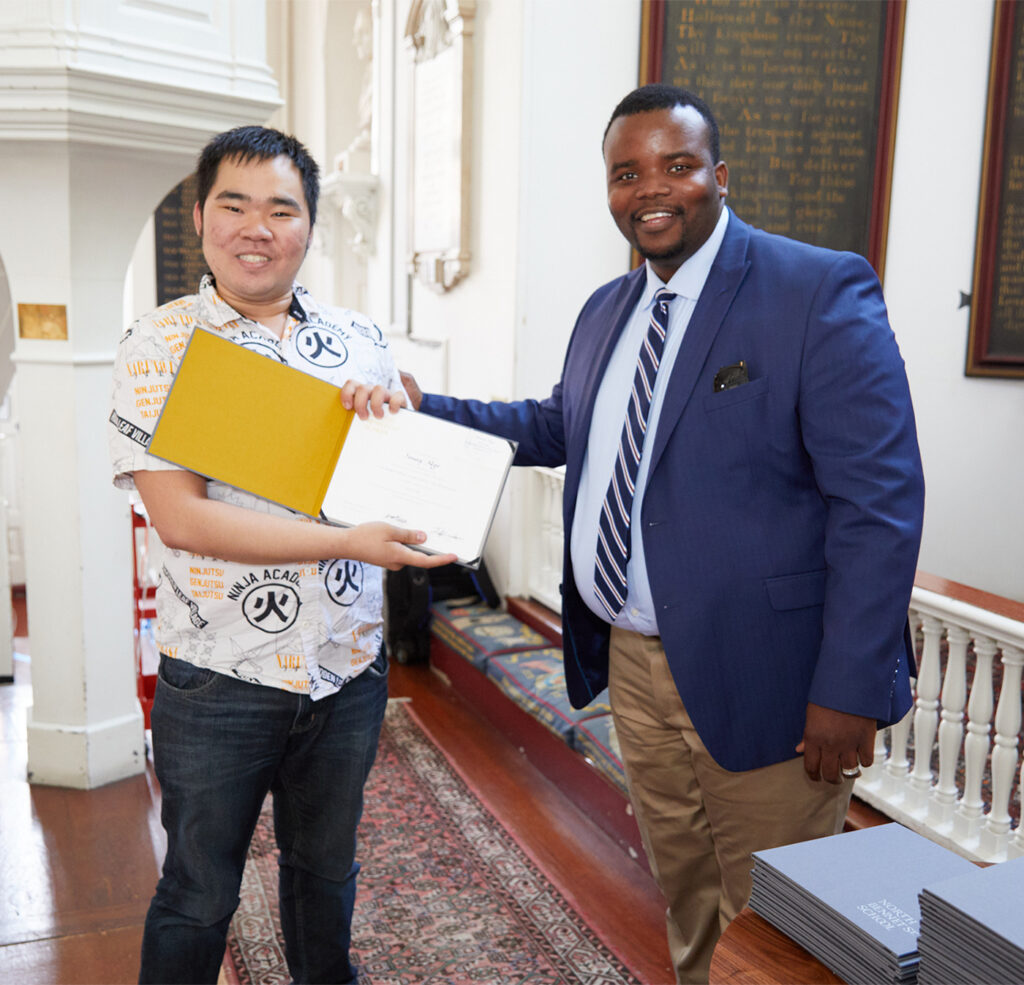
[642,205,731,307]
[198,273,313,330]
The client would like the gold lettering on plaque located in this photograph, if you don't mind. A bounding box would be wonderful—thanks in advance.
[661,0,889,258]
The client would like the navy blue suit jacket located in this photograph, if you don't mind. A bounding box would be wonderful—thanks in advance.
[422,215,924,771]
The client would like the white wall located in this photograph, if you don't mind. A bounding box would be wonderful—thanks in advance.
[884,0,1024,602]
[399,0,640,396]
[405,0,523,400]
[514,0,640,398]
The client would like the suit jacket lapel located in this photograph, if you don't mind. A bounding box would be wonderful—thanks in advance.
[563,268,645,504]
[647,216,752,479]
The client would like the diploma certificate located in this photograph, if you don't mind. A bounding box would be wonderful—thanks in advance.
[322,411,514,566]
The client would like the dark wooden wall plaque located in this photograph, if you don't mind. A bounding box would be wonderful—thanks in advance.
[154,174,208,307]
[641,0,904,273]
[967,0,1024,378]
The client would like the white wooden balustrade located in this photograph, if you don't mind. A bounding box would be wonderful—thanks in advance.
[520,465,1024,864]
[522,466,566,613]
[856,589,1024,863]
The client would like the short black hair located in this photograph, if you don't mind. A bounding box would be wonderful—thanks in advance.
[195,126,321,226]
[603,84,721,164]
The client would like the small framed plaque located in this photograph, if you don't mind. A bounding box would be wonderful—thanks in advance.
[17,304,68,341]
[966,0,1024,378]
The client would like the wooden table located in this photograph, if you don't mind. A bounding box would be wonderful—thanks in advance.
[710,909,845,984]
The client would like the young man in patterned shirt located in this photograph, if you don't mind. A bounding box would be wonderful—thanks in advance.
[109,126,453,985]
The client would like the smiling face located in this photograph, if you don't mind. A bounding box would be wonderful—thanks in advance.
[192,153,312,323]
[604,105,728,282]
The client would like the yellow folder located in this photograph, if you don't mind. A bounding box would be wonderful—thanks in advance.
[147,328,354,517]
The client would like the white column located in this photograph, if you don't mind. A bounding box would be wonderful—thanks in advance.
[272,0,336,302]
[288,0,329,164]
[5,144,204,788]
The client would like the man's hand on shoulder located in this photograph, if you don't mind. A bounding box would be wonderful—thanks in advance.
[796,702,876,784]
[339,380,406,420]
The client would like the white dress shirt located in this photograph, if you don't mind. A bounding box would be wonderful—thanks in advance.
[570,207,730,634]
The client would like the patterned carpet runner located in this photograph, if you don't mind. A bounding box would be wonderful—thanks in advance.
[223,701,642,985]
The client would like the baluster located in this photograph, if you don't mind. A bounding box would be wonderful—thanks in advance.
[883,709,913,802]
[880,610,917,802]
[982,644,1024,860]
[551,475,564,604]
[954,634,996,849]
[908,615,943,814]
[930,625,969,829]
[136,516,149,587]
[529,470,550,605]
[542,474,560,607]
[1011,754,1024,860]
[525,471,542,601]
[547,473,565,608]
[540,475,554,594]
[857,726,889,791]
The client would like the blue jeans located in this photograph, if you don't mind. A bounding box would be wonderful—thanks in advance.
[139,651,389,985]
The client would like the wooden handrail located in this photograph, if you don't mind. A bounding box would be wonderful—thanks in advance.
[915,571,1024,625]
[514,573,1024,645]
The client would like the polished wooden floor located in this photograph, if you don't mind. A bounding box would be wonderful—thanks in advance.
[0,600,672,985]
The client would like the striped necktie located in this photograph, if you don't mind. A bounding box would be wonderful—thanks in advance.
[593,288,676,621]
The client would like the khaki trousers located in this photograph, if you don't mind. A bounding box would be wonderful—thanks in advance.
[608,627,852,984]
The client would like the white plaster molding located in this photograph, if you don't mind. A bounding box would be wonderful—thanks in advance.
[0,66,280,152]
[0,7,278,102]
[321,170,380,257]
[12,350,117,367]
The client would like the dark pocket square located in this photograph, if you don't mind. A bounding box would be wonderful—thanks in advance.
[713,361,749,392]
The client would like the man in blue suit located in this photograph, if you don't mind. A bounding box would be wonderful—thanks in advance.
[350,84,924,983]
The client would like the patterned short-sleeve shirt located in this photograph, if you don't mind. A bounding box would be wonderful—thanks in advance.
[109,275,400,700]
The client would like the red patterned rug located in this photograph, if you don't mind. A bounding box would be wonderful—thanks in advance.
[222,701,642,985]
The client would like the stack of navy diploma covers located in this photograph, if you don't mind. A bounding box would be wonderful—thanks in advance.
[916,854,1024,985]
[749,823,975,984]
